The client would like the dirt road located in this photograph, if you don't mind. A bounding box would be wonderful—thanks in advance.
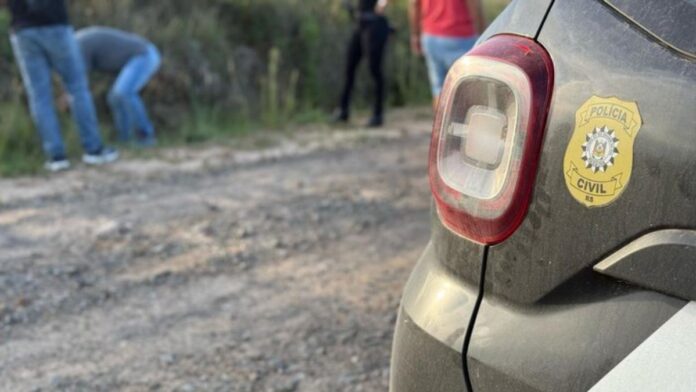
[0,109,433,392]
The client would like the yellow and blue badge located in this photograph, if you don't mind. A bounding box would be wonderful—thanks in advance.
[563,96,643,208]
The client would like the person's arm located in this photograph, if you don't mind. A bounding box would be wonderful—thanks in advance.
[466,0,486,35]
[408,0,422,55]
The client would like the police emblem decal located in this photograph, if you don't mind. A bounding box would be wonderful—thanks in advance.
[582,126,619,173]
[563,96,642,208]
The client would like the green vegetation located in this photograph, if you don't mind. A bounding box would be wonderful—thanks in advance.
[0,0,510,176]
[485,0,511,24]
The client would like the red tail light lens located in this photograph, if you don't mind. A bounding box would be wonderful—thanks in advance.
[429,35,554,245]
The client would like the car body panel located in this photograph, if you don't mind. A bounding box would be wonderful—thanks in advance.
[390,311,466,392]
[479,0,554,43]
[390,242,478,392]
[431,210,485,290]
[484,0,696,304]
[603,0,696,59]
[468,273,684,391]
[594,229,696,300]
[400,241,482,353]
[589,302,696,391]
[393,0,696,390]
[467,0,696,390]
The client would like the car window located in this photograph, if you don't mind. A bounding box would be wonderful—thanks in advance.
[603,0,696,58]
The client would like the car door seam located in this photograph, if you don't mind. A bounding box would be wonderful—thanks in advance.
[462,245,489,392]
[534,0,556,41]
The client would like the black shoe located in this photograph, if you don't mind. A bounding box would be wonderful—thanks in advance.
[366,115,383,128]
[331,110,350,124]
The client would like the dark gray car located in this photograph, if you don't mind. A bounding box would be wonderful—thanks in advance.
[390,0,696,391]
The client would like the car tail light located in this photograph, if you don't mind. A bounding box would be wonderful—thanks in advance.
[429,35,554,245]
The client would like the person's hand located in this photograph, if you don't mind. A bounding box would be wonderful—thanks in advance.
[57,93,71,114]
[410,34,422,56]
[374,0,387,14]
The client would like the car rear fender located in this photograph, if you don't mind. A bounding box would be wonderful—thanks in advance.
[467,0,696,390]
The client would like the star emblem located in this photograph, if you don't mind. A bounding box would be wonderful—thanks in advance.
[581,126,619,173]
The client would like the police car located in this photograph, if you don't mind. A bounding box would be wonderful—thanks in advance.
[390,0,696,391]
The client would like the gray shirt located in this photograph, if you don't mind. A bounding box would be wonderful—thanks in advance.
[76,26,150,73]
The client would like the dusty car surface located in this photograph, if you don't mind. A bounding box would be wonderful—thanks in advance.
[390,0,696,391]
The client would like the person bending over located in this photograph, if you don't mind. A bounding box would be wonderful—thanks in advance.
[410,0,485,107]
[76,26,161,146]
[334,0,390,128]
[3,0,118,171]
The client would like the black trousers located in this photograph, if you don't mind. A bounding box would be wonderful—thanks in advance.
[339,16,390,119]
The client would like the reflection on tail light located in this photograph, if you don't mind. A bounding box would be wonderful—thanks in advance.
[429,35,554,245]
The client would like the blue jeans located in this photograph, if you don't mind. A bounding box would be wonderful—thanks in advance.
[108,44,161,144]
[421,33,478,97]
[11,25,103,159]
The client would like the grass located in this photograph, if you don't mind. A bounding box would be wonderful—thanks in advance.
[0,101,44,176]
[0,99,331,177]
[485,0,512,23]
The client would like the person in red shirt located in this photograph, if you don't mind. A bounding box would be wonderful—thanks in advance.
[409,0,485,103]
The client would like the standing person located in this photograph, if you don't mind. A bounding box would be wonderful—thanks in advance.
[3,0,118,171]
[409,0,485,105]
[76,27,161,146]
[334,0,390,128]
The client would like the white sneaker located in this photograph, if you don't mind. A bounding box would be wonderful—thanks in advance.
[83,147,119,166]
[44,158,71,172]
